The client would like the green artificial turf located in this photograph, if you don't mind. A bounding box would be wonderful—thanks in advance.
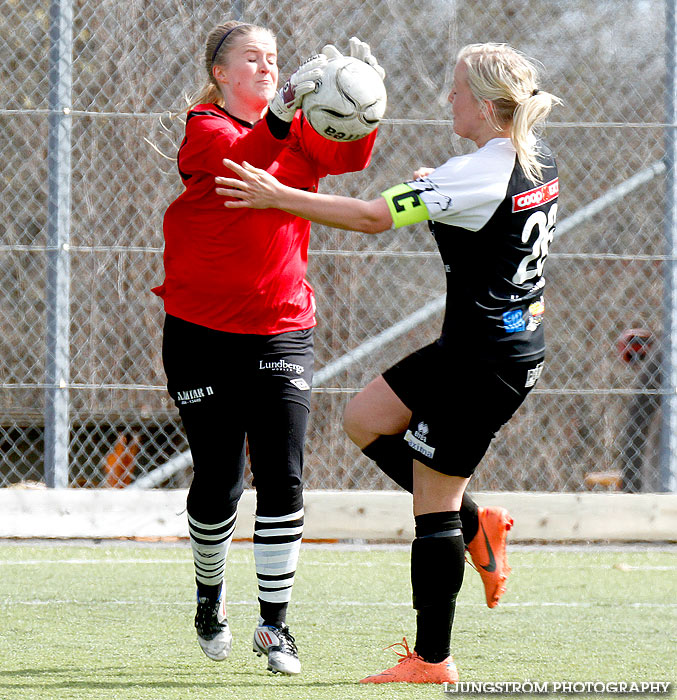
[0,542,674,700]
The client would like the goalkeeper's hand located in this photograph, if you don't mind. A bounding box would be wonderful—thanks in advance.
[322,36,386,80]
[269,54,328,123]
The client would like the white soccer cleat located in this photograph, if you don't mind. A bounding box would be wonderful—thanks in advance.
[194,589,233,661]
[252,619,301,675]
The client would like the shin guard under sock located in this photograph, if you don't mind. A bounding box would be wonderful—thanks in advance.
[188,509,237,601]
[254,507,304,627]
[411,511,465,663]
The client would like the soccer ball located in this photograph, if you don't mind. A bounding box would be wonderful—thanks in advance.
[302,56,387,142]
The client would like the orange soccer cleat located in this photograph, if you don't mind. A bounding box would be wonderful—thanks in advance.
[466,506,514,608]
[359,638,459,684]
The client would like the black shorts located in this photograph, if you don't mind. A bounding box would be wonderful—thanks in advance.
[161,315,315,513]
[162,314,314,412]
[382,341,544,478]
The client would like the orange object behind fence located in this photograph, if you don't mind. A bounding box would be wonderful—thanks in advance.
[103,432,140,488]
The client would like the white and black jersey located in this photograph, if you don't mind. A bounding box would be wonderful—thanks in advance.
[382,138,558,363]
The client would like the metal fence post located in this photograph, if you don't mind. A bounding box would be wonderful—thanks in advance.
[661,0,677,493]
[44,0,73,488]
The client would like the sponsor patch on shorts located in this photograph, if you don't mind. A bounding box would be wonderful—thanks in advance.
[404,429,435,459]
[290,377,310,391]
[176,385,214,405]
[525,361,544,388]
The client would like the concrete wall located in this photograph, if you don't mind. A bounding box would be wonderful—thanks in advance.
[1,489,676,542]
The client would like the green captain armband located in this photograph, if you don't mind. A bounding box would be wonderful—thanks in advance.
[381,183,430,229]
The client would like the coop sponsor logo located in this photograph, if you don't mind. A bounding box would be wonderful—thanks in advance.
[176,386,214,404]
[259,359,305,375]
[511,177,559,212]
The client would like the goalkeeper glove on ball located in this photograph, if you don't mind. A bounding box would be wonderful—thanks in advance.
[322,36,386,80]
[269,54,328,122]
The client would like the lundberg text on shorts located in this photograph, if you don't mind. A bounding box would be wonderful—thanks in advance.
[443,681,672,695]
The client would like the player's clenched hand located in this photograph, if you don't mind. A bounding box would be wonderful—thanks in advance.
[215,159,283,210]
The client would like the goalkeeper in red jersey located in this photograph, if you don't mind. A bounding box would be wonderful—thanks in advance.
[153,21,381,676]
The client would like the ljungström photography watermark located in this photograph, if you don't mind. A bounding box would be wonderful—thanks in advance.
[443,681,673,695]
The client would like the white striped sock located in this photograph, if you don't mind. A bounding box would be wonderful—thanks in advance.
[188,511,236,589]
[254,508,304,604]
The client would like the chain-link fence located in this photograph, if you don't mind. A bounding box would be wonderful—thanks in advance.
[1,0,674,492]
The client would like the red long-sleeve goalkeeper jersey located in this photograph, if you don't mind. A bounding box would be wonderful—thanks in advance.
[152,104,376,334]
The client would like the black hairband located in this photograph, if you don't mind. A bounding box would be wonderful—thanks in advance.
[211,24,250,65]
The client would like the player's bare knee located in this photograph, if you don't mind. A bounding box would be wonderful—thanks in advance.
[342,400,361,444]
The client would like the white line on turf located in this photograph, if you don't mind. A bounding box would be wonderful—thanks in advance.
[4,599,676,608]
[0,559,675,570]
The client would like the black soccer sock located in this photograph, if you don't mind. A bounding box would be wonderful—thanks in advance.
[195,581,222,602]
[459,492,480,545]
[411,511,465,664]
[259,600,288,628]
[363,436,480,542]
[361,433,413,492]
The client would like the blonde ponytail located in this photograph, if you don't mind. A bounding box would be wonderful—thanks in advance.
[458,43,562,183]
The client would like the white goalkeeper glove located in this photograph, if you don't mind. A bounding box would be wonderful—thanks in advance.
[321,36,385,80]
[269,54,328,123]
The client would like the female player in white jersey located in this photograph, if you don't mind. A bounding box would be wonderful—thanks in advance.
[215,42,561,684]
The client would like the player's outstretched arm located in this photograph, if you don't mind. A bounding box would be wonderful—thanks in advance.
[215,159,392,234]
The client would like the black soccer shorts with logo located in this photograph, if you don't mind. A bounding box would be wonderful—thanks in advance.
[382,340,544,478]
[161,314,314,513]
